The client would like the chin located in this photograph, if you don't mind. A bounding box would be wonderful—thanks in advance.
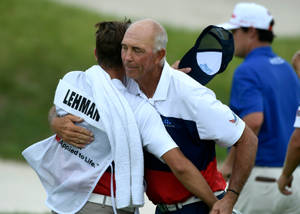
[125,70,136,78]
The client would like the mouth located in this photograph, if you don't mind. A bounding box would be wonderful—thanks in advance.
[124,65,138,72]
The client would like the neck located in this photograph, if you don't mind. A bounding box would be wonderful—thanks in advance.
[101,65,125,82]
[137,65,163,98]
[248,41,270,55]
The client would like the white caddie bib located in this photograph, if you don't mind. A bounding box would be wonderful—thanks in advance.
[22,79,113,214]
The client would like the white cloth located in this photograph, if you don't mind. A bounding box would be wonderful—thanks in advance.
[294,106,300,128]
[23,65,144,213]
[234,166,300,214]
[85,66,144,209]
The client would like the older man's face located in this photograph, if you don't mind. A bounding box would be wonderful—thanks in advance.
[121,23,159,82]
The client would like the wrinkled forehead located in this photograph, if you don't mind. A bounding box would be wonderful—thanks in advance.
[122,23,155,48]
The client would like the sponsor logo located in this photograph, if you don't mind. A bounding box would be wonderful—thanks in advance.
[199,64,214,75]
[269,56,284,65]
[229,112,238,124]
[163,118,175,128]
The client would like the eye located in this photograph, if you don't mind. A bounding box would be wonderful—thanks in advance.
[133,47,144,53]
[121,44,128,51]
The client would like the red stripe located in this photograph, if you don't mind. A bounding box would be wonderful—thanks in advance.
[145,158,226,204]
[93,172,116,196]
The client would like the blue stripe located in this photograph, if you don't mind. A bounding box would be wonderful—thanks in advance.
[145,115,216,171]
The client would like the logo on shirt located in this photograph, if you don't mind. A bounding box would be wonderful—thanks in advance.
[269,56,284,65]
[297,110,300,117]
[163,118,175,128]
[229,112,238,124]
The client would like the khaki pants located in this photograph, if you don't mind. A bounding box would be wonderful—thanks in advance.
[52,201,134,214]
[234,167,300,214]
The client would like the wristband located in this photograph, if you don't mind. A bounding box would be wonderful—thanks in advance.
[227,188,239,196]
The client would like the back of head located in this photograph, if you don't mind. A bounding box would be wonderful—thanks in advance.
[95,19,131,69]
[219,2,275,43]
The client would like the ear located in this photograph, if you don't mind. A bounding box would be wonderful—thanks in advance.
[155,48,166,64]
[248,27,258,39]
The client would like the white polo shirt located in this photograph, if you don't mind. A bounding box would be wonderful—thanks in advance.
[126,61,245,204]
[294,106,300,128]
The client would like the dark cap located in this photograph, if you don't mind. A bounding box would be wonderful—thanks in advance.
[178,25,234,85]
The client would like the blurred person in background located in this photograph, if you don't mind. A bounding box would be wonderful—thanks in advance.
[219,2,300,214]
[277,50,300,196]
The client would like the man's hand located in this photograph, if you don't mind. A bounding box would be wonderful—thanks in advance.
[220,163,232,181]
[209,193,236,214]
[51,114,94,148]
[277,174,293,195]
[172,60,191,73]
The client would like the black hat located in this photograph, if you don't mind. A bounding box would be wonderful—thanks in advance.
[178,25,234,85]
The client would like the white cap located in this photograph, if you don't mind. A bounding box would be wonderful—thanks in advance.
[219,2,273,31]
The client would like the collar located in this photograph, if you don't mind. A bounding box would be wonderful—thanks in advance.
[246,46,272,59]
[152,61,172,101]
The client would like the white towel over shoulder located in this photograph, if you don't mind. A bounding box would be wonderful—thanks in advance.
[85,65,144,208]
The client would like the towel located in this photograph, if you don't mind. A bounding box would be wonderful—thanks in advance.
[85,65,144,208]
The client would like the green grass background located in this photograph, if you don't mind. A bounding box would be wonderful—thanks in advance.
[1,0,300,162]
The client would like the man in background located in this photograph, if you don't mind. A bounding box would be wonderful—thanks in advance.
[219,2,300,214]
[277,50,300,196]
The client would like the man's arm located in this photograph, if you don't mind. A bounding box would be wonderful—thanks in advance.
[243,112,263,135]
[277,128,300,195]
[211,125,258,214]
[162,148,218,209]
[220,112,262,179]
[48,106,94,148]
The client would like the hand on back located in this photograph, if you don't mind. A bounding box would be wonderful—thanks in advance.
[51,114,94,148]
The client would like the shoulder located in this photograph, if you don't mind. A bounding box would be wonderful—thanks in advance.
[61,70,93,96]
[122,91,149,113]
[169,67,212,98]
[62,71,85,83]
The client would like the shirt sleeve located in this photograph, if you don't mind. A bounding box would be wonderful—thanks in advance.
[191,87,245,148]
[230,65,263,118]
[134,101,178,160]
[294,106,300,128]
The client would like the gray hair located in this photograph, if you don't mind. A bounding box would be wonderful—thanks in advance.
[151,20,168,65]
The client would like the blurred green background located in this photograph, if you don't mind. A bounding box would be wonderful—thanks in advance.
[1,0,300,162]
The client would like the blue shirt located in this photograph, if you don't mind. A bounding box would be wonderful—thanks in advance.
[230,46,300,167]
